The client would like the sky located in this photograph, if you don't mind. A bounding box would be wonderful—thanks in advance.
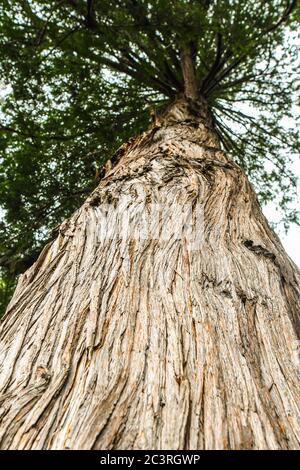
[262,32,300,269]
[264,158,300,268]
[282,222,300,268]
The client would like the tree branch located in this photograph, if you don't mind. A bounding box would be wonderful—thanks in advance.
[200,32,223,94]
[203,0,296,96]
[180,44,198,100]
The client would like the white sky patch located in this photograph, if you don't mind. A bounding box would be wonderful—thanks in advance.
[264,157,300,268]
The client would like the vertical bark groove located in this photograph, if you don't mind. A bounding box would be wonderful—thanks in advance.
[0,98,299,449]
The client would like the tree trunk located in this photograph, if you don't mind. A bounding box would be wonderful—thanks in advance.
[0,98,299,450]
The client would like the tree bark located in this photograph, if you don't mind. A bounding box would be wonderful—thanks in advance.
[0,98,299,450]
[180,45,198,101]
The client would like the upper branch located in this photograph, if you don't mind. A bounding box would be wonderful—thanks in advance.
[180,43,198,101]
[202,0,297,97]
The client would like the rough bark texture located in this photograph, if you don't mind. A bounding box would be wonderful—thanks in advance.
[0,98,299,450]
[180,45,198,101]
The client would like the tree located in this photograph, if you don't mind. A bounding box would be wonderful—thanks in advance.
[0,0,299,450]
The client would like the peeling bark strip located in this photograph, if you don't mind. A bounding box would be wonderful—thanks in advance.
[0,98,299,450]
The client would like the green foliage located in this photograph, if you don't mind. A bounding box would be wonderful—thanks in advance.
[0,0,299,314]
[0,269,15,316]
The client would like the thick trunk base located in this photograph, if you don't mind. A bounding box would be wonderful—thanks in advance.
[0,99,299,449]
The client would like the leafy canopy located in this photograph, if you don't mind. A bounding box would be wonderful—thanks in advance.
[0,0,299,313]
